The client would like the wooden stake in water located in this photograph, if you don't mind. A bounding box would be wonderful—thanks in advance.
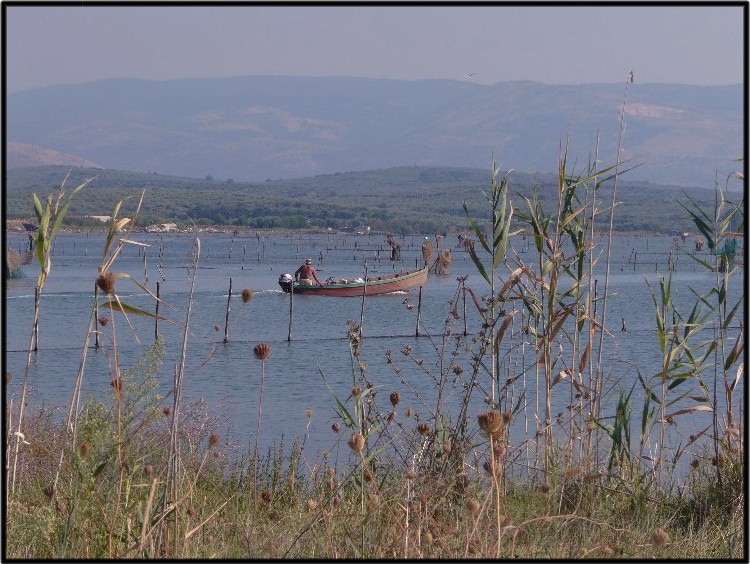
[223,277,233,343]
[462,278,468,336]
[287,284,294,342]
[415,285,423,338]
[359,261,368,339]
[155,281,160,340]
[94,283,100,349]
[242,245,247,270]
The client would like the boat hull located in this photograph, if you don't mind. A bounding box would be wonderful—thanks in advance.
[279,266,428,297]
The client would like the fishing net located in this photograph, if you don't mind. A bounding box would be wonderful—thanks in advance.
[422,240,433,264]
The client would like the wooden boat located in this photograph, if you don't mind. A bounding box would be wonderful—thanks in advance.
[278,266,428,297]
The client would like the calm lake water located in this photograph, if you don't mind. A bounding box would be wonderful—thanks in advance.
[4,230,744,478]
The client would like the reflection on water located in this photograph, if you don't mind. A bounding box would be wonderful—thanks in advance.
[4,231,743,477]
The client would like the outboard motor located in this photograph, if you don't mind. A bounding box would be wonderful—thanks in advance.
[278,273,294,293]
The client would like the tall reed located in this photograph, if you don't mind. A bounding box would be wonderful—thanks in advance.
[678,170,744,489]
[10,172,93,496]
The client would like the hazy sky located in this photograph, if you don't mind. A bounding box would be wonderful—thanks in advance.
[4,4,746,93]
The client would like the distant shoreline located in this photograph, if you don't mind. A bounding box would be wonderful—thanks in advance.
[4,219,678,239]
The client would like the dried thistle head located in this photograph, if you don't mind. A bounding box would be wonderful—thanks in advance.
[241,288,253,303]
[417,423,430,436]
[389,391,400,407]
[98,316,109,327]
[477,410,505,440]
[455,471,469,490]
[711,455,727,467]
[253,342,271,360]
[348,432,365,453]
[351,386,361,397]
[366,493,381,511]
[405,467,416,480]
[331,422,341,433]
[96,271,116,295]
[652,527,670,548]
[465,497,481,516]
[261,490,273,503]
[110,378,122,393]
[78,441,90,458]
[208,433,220,448]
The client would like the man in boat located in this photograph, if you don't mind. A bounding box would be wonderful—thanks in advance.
[295,258,322,286]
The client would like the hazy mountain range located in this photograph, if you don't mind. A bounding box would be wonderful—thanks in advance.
[6,76,743,188]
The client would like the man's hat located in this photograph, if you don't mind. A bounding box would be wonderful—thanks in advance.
[306,258,312,264]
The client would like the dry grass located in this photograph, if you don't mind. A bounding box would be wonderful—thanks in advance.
[4,399,743,559]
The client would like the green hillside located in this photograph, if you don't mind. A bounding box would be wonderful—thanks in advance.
[4,165,717,234]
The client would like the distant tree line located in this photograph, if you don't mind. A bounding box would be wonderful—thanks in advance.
[5,165,717,235]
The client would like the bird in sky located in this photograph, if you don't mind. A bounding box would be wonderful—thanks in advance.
[463,72,476,80]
